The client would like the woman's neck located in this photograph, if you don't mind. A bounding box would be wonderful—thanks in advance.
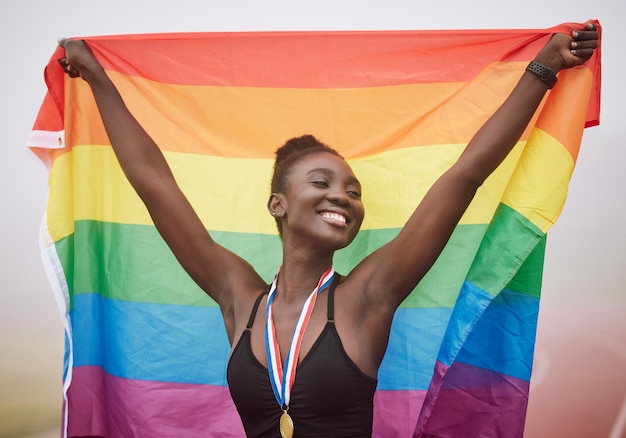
[277,250,333,303]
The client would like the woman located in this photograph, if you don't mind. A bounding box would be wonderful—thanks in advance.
[59,22,598,438]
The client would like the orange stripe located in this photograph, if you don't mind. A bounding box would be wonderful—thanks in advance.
[535,67,595,162]
[64,61,533,159]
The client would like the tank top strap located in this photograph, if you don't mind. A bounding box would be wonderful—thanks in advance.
[326,274,342,322]
[246,288,268,330]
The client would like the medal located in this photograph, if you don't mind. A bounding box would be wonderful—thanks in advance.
[266,266,335,438]
[279,410,294,438]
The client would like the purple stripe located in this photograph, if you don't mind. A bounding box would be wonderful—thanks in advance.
[373,390,426,438]
[415,360,529,437]
[66,366,244,437]
[64,366,429,437]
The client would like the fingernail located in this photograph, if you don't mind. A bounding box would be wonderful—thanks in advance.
[572,31,579,38]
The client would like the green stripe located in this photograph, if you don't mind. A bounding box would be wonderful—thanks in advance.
[338,225,489,308]
[504,234,545,298]
[466,203,544,296]
[57,220,495,309]
[56,214,545,309]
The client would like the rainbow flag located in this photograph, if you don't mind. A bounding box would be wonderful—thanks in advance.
[29,22,601,437]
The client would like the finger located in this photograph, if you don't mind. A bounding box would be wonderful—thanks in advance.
[570,38,598,57]
[58,58,80,77]
[572,30,599,41]
[570,47,596,60]
[571,39,598,50]
[58,37,69,48]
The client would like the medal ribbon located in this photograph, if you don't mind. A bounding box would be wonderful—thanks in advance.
[265,266,335,410]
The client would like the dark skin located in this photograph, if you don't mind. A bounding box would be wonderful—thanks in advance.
[58,23,598,379]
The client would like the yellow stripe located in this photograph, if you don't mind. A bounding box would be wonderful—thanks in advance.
[47,142,532,242]
[502,128,574,232]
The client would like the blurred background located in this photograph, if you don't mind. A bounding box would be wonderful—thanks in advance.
[1,0,623,437]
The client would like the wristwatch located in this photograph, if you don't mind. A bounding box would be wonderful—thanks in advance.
[526,61,557,89]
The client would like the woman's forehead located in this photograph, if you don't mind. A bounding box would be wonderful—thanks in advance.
[294,152,358,180]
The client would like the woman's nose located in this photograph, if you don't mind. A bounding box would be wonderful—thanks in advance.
[327,190,350,206]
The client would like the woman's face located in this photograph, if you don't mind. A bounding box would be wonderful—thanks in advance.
[277,152,364,251]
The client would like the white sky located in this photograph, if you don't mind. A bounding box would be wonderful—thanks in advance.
[1,0,624,436]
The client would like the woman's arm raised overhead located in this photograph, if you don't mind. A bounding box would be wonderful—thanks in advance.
[355,22,599,308]
[58,39,265,314]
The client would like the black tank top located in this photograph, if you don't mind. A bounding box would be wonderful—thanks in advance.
[227,275,377,437]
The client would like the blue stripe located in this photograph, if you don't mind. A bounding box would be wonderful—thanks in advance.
[437,281,539,381]
[63,332,71,382]
[378,307,453,390]
[69,289,536,389]
[70,293,452,389]
[437,281,493,367]
[71,293,231,385]
[455,288,539,381]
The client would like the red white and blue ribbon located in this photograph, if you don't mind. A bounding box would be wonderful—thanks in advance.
[265,267,335,410]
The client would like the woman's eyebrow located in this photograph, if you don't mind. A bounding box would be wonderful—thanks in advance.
[306,167,334,177]
[347,176,362,188]
[306,168,361,187]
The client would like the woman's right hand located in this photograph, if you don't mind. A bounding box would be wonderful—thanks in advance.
[57,38,104,82]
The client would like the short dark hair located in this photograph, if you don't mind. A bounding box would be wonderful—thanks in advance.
[270,134,343,234]
[271,134,342,193]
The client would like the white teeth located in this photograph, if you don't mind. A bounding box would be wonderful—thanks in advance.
[321,212,347,224]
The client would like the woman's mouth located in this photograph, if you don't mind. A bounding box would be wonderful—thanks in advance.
[320,211,348,226]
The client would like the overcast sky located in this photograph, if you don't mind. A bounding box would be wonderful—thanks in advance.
[1,0,624,436]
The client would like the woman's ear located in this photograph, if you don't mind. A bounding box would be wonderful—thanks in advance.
[267,193,286,218]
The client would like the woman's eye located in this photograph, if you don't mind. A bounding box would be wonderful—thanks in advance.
[348,190,361,198]
[312,181,329,187]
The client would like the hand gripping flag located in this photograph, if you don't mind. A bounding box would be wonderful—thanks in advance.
[28,22,601,438]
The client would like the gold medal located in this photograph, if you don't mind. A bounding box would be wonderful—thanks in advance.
[279,410,294,438]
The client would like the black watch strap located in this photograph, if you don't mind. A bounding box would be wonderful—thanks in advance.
[526,61,557,89]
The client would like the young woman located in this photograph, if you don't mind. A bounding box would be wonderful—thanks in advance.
[59,22,598,438]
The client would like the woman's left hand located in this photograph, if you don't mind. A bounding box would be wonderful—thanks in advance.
[535,21,599,73]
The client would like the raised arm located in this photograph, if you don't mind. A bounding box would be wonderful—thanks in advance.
[356,23,599,308]
[58,39,266,316]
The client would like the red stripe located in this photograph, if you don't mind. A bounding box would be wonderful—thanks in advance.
[77,27,575,88]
